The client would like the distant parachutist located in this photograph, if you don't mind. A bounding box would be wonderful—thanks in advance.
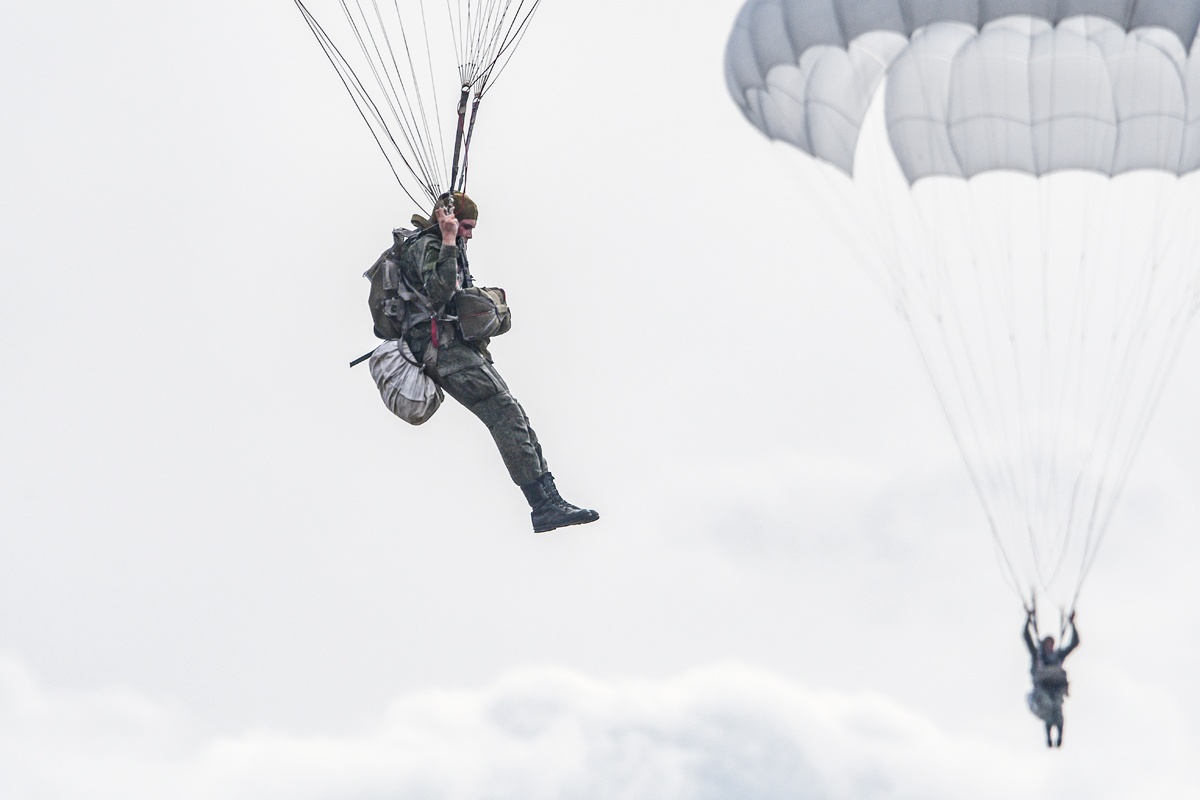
[1023,608,1079,748]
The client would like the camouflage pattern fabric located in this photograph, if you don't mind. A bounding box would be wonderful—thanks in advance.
[407,333,548,486]
[396,227,548,487]
[1027,687,1065,727]
[400,228,465,306]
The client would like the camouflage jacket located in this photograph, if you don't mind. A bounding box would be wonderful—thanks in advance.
[398,225,473,306]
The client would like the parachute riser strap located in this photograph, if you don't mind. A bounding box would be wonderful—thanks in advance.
[457,97,482,194]
[447,86,471,201]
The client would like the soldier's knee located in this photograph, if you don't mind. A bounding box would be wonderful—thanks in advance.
[471,390,520,429]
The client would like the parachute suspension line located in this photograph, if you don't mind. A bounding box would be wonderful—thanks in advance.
[951,169,1024,580]
[989,172,1028,591]
[364,0,450,199]
[294,0,544,212]
[848,94,1033,603]
[446,0,543,97]
[1050,33,1109,598]
[475,0,543,97]
[296,0,471,205]
[1055,174,1105,599]
[917,178,1011,584]
[414,0,452,192]
[836,109,904,290]
[295,0,429,208]
[343,0,442,197]
[996,178,1031,560]
[1075,175,1200,597]
[472,0,516,86]
[1033,173,1076,597]
[1039,175,1153,613]
[784,113,1039,600]
[1073,177,1174,589]
[863,120,1032,602]
[435,0,543,198]
[1033,38,1061,580]
[772,127,888,291]
[991,174,1039,589]
[1056,170,1129,612]
[1067,181,1151,598]
[958,177,1034,603]
[1037,175,1063,583]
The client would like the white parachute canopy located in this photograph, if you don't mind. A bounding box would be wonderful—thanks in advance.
[727,1,1200,615]
[295,0,543,208]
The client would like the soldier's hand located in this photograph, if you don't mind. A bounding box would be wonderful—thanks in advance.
[435,206,459,245]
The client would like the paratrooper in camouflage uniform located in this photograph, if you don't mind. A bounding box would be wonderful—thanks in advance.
[366,193,598,533]
[1023,610,1079,748]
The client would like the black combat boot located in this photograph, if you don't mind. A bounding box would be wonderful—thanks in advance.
[520,472,599,533]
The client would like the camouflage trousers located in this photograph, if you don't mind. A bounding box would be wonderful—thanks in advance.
[411,333,548,486]
[1027,687,1064,727]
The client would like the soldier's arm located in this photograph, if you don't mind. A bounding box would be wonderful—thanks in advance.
[1023,618,1037,657]
[1060,620,1080,658]
[410,206,461,303]
[417,238,460,304]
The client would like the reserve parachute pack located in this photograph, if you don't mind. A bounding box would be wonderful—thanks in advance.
[456,286,510,341]
[1033,663,1069,693]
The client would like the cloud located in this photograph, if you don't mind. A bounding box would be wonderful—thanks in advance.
[652,448,983,566]
[8,654,1196,800]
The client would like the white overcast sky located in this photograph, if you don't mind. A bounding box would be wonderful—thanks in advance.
[2,1,1199,797]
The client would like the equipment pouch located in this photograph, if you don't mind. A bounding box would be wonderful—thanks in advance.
[455,286,511,341]
[369,339,443,425]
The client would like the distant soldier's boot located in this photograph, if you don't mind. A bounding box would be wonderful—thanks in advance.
[520,472,599,533]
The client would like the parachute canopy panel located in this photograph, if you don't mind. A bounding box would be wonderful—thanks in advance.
[887,18,1200,180]
[726,0,1200,178]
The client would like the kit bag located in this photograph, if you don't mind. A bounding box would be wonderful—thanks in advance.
[455,286,511,341]
[368,338,443,425]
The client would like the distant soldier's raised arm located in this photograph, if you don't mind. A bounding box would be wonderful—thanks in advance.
[1023,612,1037,657]
[1060,613,1080,658]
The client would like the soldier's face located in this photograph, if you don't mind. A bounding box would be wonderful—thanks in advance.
[1041,637,1055,653]
[459,219,477,241]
